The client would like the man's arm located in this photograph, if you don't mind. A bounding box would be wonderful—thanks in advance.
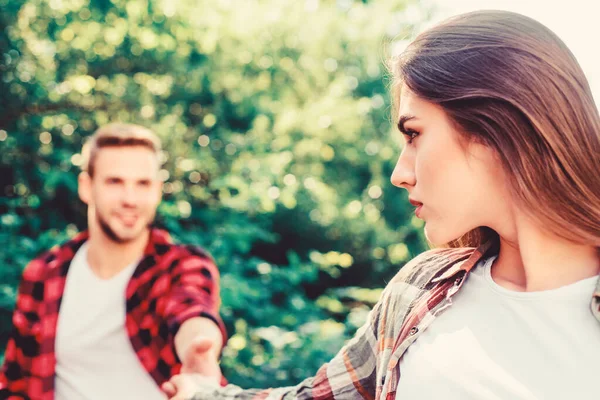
[0,258,45,399]
[0,334,26,398]
[162,248,228,380]
[175,317,223,377]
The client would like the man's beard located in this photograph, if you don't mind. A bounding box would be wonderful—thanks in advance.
[96,211,152,244]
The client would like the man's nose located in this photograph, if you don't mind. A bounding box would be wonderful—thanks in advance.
[121,185,138,206]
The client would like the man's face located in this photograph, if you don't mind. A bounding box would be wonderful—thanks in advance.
[79,146,162,244]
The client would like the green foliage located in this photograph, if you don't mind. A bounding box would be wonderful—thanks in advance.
[0,0,430,387]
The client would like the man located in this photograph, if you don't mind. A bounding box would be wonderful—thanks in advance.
[0,123,226,399]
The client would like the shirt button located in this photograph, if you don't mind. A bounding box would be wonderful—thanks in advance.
[409,326,419,335]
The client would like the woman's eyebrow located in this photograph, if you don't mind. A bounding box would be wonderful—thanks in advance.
[397,115,417,134]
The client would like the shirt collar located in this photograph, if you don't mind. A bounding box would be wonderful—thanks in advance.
[429,240,600,323]
[430,240,495,284]
[52,228,172,266]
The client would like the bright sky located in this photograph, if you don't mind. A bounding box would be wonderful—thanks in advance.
[425,0,600,106]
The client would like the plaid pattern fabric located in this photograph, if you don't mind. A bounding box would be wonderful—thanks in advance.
[0,228,227,400]
[191,241,600,400]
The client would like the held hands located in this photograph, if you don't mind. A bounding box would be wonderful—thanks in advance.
[162,336,222,400]
[162,373,219,400]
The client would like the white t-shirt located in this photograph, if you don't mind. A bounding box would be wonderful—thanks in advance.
[55,241,166,400]
[395,255,600,400]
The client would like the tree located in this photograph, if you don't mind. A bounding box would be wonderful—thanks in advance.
[0,0,430,386]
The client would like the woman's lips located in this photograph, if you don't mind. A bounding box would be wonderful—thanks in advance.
[414,205,423,218]
[408,199,423,218]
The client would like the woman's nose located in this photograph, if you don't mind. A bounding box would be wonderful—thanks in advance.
[390,148,416,189]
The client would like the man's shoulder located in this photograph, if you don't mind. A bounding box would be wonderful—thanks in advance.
[389,247,475,290]
[150,228,212,259]
[152,240,219,280]
[22,233,88,282]
[154,241,214,262]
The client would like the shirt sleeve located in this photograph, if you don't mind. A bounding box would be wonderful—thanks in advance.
[0,338,29,399]
[0,259,45,399]
[163,249,228,359]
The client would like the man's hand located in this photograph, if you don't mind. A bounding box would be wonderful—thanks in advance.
[169,318,224,399]
[162,337,222,400]
[174,317,224,379]
[180,336,221,379]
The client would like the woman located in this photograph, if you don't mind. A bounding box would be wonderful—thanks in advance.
[165,9,600,400]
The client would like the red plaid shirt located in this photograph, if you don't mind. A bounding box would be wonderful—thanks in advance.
[0,228,228,400]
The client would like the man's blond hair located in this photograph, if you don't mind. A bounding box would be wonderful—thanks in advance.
[81,123,162,177]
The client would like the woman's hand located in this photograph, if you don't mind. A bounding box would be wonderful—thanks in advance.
[162,372,220,400]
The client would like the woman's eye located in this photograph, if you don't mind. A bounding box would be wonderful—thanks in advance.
[406,130,419,144]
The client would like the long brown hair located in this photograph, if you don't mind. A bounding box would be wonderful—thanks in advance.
[391,10,600,250]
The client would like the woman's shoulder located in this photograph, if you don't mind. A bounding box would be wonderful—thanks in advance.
[370,247,478,338]
[387,247,476,291]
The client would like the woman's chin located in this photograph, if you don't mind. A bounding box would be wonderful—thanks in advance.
[423,225,440,246]
[424,225,459,247]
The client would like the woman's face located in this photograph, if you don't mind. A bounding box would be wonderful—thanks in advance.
[390,85,514,245]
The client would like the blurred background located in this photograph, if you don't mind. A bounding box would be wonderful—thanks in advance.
[0,0,431,387]
[0,0,597,389]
